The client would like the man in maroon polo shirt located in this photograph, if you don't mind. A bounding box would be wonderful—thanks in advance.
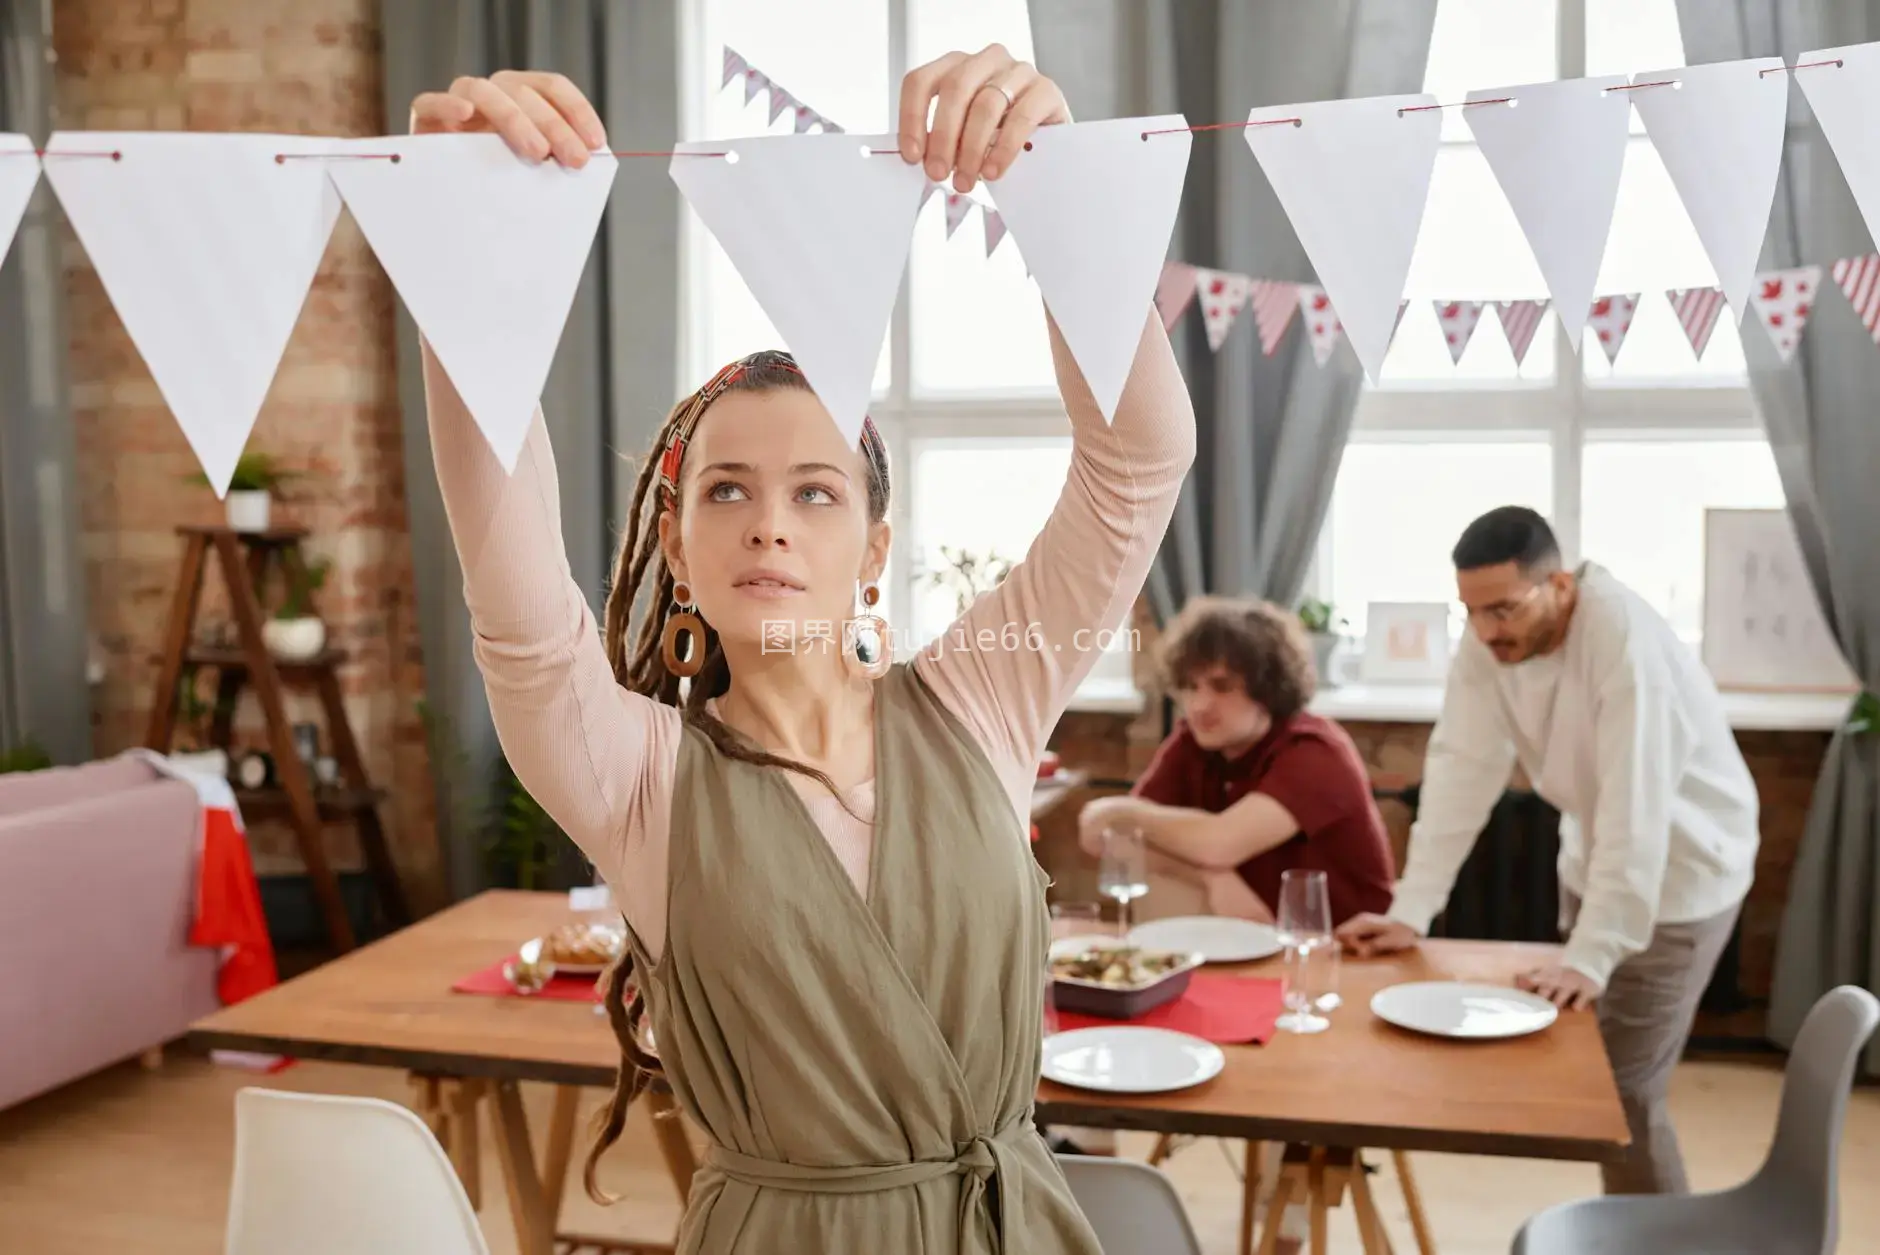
[1079,595,1395,927]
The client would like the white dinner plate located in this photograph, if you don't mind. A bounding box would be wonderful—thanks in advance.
[1128,915,1283,963]
[1370,981,1560,1039]
[1041,1026,1226,1094]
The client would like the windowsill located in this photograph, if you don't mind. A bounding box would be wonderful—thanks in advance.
[1310,681,1853,733]
[1064,676,1146,716]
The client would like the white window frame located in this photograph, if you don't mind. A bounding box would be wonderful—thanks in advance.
[1307,0,1765,607]
[680,1,1139,707]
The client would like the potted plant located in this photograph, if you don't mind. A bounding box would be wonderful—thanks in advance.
[1296,596,1346,689]
[190,451,294,532]
[921,545,1016,617]
[263,557,330,661]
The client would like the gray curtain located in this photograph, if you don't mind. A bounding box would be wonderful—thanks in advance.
[1677,0,1880,1075]
[0,0,90,765]
[1030,0,1439,619]
[380,1,681,900]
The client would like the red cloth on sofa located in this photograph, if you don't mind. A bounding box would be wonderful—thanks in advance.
[129,750,278,1004]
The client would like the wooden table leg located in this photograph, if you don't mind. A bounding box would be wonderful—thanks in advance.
[1392,1150,1437,1255]
[1147,1133,1176,1166]
[1307,1147,1329,1255]
[1348,1156,1393,1255]
[447,1079,484,1211]
[1255,1171,1296,1255]
[1238,1140,1263,1255]
[490,1079,556,1255]
[644,1086,697,1201]
[541,1084,583,1214]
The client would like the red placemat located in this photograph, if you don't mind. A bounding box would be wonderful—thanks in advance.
[452,956,606,1003]
[1053,972,1286,1044]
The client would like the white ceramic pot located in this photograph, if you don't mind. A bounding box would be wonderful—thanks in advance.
[263,617,326,661]
[1311,631,1342,689]
[225,490,271,533]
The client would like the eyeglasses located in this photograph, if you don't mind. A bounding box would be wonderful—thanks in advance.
[1461,583,1543,626]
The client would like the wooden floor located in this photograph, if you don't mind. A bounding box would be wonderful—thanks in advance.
[2,1048,1876,1253]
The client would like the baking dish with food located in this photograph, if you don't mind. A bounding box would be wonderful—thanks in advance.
[1048,943,1205,1018]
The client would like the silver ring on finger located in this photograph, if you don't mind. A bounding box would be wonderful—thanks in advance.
[979,81,1016,111]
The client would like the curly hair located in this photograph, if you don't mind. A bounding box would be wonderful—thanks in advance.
[1155,595,1318,722]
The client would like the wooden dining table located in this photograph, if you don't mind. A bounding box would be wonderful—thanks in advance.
[190,889,1627,1255]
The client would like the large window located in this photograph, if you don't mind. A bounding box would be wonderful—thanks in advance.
[685,0,1138,701]
[1321,0,1782,654]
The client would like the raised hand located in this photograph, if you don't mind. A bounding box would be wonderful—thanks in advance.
[409,70,607,168]
[897,44,1071,192]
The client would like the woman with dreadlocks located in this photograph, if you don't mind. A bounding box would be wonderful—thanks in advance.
[412,45,1193,1255]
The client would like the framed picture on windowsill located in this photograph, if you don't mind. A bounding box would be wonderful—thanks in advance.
[1361,602,1453,684]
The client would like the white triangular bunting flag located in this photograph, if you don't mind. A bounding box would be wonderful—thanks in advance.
[793,103,823,135]
[987,116,1191,420]
[1248,280,1298,356]
[0,135,40,273]
[1244,95,1440,382]
[329,134,615,472]
[983,207,1008,257]
[1494,299,1550,365]
[1192,267,1252,351]
[1831,254,1880,343]
[722,47,747,89]
[672,133,925,443]
[1749,265,1820,362]
[1297,284,1342,366]
[43,133,341,495]
[820,116,845,135]
[944,191,973,238]
[1799,47,1880,264]
[768,86,794,126]
[743,68,768,107]
[1667,286,1727,358]
[1432,299,1486,364]
[1586,292,1638,364]
[1631,59,1788,320]
[1153,261,1198,331]
[1467,77,1631,348]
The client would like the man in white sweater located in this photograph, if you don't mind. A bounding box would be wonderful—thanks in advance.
[1337,506,1759,1196]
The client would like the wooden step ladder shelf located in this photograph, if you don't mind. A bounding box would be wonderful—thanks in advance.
[143,524,409,953]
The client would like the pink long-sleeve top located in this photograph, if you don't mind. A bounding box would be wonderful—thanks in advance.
[425,314,1195,962]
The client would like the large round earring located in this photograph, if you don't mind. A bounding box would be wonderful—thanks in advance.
[843,581,892,681]
[661,580,705,678]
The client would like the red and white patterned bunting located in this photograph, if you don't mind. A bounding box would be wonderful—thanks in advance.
[768,86,794,126]
[1297,284,1343,366]
[793,104,824,135]
[1667,286,1727,358]
[1748,265,1820,363]
[1494,299,1550,365]
[743,68,768,107]
[1154,261,1199,331]
[1193,267,1252,351]
[983,208,1008,258]
[1247,280,1298,357]
[1832,253,1880,344]
[722,48,748,89]
[943,191,974,239]
[1586,293,1638,364]
[1433,300,1486,364]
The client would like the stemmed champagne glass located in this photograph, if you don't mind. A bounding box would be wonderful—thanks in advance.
[1097,825,1148,940]
[1275,869,1335,1034]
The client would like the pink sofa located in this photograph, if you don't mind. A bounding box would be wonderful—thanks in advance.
[0,755,219,1111]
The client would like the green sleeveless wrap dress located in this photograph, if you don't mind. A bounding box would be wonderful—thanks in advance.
[624,662,1102,1254]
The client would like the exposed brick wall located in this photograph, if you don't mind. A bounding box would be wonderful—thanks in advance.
[1046,666,1831,1041]
[54,0,442,910]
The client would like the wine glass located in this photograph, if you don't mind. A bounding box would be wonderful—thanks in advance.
[1097,825,1148,940]
[1275,869,1334,1034]
[1043,902,1104,1038]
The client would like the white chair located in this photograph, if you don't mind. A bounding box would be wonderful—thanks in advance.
[1513,984,1880,1255]
[1058,1152,1205,1255]
[225,1087,492,1255]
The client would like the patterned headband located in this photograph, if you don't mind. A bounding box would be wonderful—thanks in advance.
[657,354,878,507]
